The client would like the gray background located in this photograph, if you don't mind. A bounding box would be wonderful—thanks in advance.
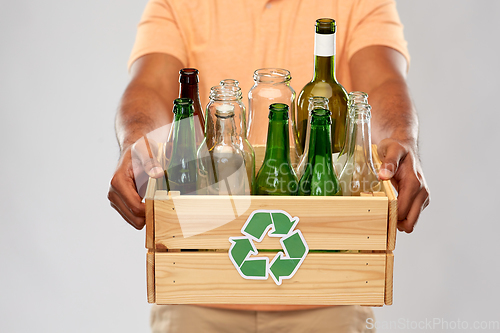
[1,0,499,332]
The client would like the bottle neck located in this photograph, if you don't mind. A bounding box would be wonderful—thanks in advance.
[308,120,333,164]
[180,84,200,103]
[214,114,237,145]
[345,112,374,165]
[308,97,329,112]
[264,119,290,162]
[313,32,337,81]
[170,112,196,159]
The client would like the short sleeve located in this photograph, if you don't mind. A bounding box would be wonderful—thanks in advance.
[346,0,410,66]
[128,0,188,70]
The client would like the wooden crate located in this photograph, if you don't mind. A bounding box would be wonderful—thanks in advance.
[145,146,397,306]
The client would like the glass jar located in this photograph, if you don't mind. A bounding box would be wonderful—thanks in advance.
[247,68,299,168]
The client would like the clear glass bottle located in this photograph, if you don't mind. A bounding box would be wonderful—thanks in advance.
[247,68,300,167]
[296,96,329,178]
[198,85,255,194]
[165,98,198,194]
[298,109,341,196]
[206,104,248,195]
[335,91,369,174]
[338,103,381,196]
[296,18,348,154]
[254,103,298,196]
[218,79,254,169]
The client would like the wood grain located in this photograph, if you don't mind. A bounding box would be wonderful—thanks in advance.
[155,252,386,305]
[154,195,388,250]
[145,178,157,249]
[372,146,398,251]
[254,144,266,173]
[385,251,394,305]
[147,251,155,303]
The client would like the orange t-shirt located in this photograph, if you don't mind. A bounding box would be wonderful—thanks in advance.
[129,0,408,312]
[129,0,409,108]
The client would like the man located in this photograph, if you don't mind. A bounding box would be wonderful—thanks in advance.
[108,0,430,331]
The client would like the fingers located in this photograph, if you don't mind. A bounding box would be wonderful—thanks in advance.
[108,150,147,230]
[377,138,407,180]
[109,193,145,230]
[376,138,430,233]
[132,137,164,178]
[397,186,430,233]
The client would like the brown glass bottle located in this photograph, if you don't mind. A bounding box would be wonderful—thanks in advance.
[179,68,205,147]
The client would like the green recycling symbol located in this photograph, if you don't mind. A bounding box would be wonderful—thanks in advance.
[228,210,309,285]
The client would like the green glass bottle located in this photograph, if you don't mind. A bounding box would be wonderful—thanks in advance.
[296,18,348,154]
[165,98,197,194]
[298,109,341,196]
[254,103,298,195]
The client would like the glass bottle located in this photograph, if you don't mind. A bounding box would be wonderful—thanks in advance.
[296,96,329,178]
[254,103,298,196]
[296,18,348,154]
[165,98,198,194]
[198,85,255,194]
[219,79,247,141]
[335,91,369,173]
[338,103,381,196]
[218,79,255,182]
[206,104,248,195]
[298,109,341,196]
[178,68,205,148]
[247,68,300,167]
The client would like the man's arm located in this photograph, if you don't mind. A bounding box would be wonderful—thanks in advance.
[349,46,430,233]
[108,53,183,229]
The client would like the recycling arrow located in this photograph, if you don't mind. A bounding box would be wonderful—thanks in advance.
[228,210,309,285]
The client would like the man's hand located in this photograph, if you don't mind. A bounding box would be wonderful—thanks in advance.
[350,46,430,233]
[377,138,430,233]
[108,138,164,229]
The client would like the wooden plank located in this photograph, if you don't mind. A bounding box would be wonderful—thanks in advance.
[145,177,157,249]
[385,187,398,251]
[154,195,388,251]
[254,145,266,173]
[155,252,386,305]
[147,251,155,303]
[372,146,398,251]
[385,252,394,305]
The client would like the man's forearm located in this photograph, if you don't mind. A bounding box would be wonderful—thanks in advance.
[115,83,173,152]
[368,77,419,149]
[115,54,183,153]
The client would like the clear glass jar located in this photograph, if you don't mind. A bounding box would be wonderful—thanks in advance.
[247,68,299,168]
